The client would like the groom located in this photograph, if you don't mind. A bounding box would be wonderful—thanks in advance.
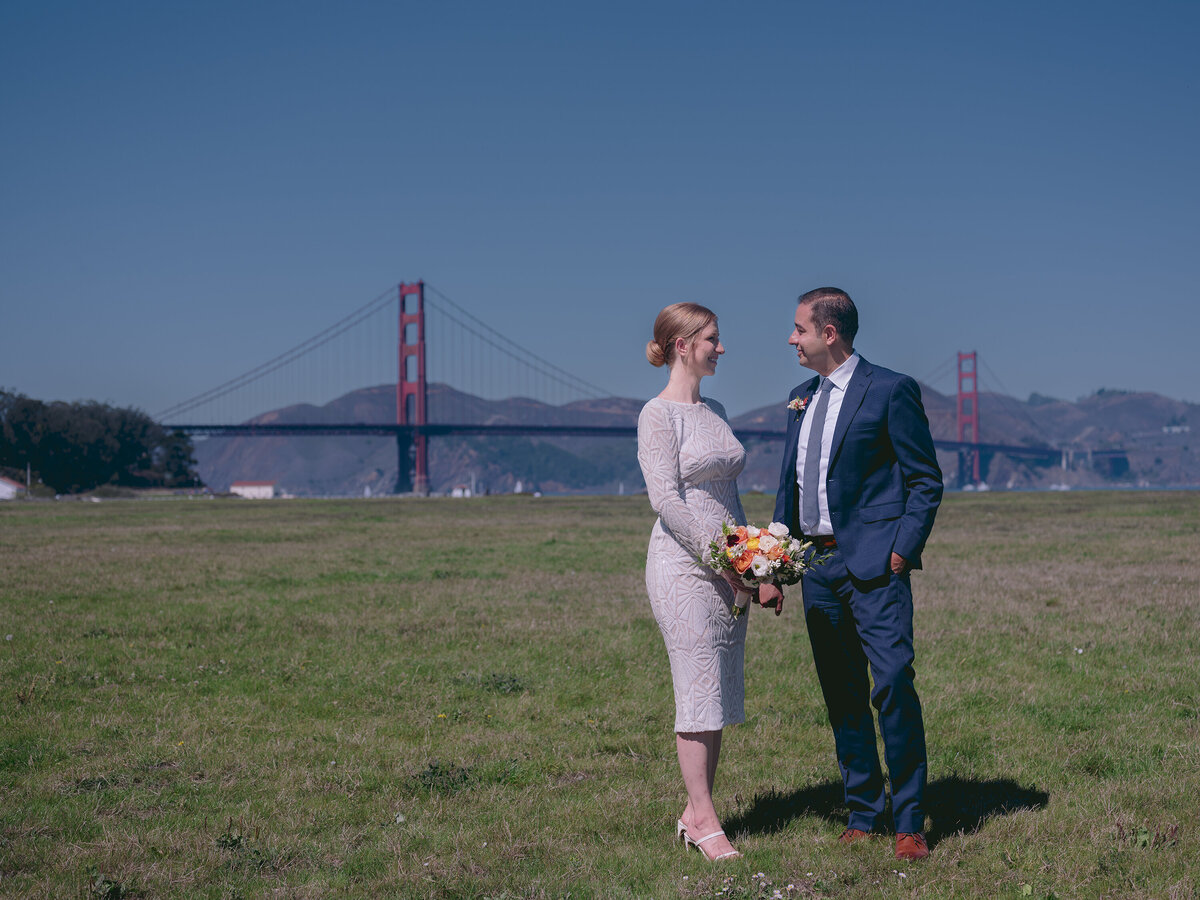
[757,287,943,861]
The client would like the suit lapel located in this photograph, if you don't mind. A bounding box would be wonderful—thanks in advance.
[782,377,820,526]
[785,377,821,458]
[829,359,871,470]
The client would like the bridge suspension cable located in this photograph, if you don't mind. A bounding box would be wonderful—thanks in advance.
[914,354,958,394]
[975,354,1054,444]
[423,284,614,400]
[156,281,620,426]
[154,287,397,422]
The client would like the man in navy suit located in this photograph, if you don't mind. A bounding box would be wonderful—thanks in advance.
[757,287,942,861]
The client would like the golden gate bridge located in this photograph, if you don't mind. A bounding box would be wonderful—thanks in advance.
[157,281,1090,494]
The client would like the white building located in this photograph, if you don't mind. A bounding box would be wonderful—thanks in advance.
[229,481,277,499]
[0,476,23,500]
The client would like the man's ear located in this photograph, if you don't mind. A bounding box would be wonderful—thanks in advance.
[823,325,839,346]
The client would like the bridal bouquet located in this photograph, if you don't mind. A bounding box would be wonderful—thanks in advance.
[703,521,824,616]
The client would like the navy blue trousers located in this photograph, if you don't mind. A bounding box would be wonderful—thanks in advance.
[801,547,928,834]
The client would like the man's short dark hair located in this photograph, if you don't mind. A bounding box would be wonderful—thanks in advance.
[799,287,858,345]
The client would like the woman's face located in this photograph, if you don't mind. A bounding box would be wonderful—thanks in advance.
[678,320,724,377]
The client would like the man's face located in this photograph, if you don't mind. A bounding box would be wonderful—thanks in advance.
[788,302,833,375]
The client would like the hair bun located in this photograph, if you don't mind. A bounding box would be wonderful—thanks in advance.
[646,340,666,367]
[647,302,716,370]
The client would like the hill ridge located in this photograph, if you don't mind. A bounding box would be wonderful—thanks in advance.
[192,383,1198,495]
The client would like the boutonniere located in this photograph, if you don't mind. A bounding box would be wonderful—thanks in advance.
[787,397,808,420]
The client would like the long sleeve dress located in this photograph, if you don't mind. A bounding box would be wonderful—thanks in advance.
[637,396,749,733]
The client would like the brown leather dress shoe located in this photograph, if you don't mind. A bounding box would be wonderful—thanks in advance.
[895,832,930,860]
[837,828,871,844]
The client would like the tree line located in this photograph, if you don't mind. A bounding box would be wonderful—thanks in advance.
[0,389,202,494]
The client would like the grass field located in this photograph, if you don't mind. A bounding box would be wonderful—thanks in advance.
[1,491,1197,899]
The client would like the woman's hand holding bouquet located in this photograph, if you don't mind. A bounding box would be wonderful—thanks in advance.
[702,521,827,616]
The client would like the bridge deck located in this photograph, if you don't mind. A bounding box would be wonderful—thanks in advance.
[167,422,1105,462]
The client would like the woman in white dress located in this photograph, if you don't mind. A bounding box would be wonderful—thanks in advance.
[637,302,749,862]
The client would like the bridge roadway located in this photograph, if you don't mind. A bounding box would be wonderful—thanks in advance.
[169,422,1115,463]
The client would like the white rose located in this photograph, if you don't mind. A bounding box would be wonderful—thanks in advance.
[757,534,779,554]
[750,555,771,577]
[768,522,790,538]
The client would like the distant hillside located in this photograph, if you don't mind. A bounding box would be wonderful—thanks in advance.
[731,384,1199,491]
[193,384,645,496]
[192,382,1199,496]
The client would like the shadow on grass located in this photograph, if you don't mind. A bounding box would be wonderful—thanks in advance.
[925,776,1049,844]
[726,776,1049,846]
[725,780,844,837]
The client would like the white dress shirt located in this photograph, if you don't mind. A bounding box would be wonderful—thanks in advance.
[795,351,860,536]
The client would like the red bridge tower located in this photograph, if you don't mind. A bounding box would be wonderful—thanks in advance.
[396,281,429,495]
[957,351,981,485]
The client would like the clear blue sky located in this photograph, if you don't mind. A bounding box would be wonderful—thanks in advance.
[3,1,1198,417]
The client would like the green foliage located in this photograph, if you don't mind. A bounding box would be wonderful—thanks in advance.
[1025,393,1063,407]
[410,761,475,794]
[86,867,127,900]
[0,388,201,493]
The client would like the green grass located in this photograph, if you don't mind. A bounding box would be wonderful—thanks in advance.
[1,492,1197,898]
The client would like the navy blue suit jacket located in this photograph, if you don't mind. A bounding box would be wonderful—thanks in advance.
[772,357,943,581]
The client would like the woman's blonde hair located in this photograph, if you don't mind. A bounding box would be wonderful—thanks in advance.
[645,302,717,367]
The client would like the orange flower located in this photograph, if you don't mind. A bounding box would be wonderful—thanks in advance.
[767,545,785,561]
[733,550,755,573]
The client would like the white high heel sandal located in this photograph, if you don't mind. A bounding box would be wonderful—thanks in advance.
[677,820,741,860]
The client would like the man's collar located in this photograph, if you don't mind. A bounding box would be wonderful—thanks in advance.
[821,351,860,391]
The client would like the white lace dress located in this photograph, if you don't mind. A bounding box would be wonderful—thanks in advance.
[637,396,749,733]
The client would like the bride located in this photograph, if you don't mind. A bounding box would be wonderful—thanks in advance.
[637,301,750,862]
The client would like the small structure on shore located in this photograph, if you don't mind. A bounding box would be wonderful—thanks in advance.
[230,480,277,499]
